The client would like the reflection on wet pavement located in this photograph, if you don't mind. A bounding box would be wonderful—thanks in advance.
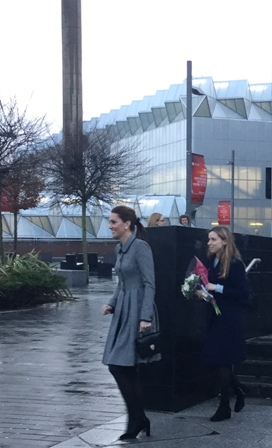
[0,276,125,447]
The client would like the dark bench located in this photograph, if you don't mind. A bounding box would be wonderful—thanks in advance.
[97,261,112,278]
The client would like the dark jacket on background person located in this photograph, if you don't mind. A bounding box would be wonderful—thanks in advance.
[201,256,248,366]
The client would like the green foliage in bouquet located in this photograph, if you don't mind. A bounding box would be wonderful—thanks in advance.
[0,251,73,310]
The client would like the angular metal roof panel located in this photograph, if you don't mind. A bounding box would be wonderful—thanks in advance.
[127,116,142,134]
[2,214,12,235]
[17,217,55,238]
[152,107,168,127]
[138,95,154,112]
[248,104,272,121]
[175,197,186,215]
[250,84,272,102]
[214,80,250,99]
[165,101,185,122]
[212,101,247,119]
[192,77,216,98]
[55,218,94,239]
[138,195,178,218]
[139,111,154,131]
[96,218,113,238]
[82,78,272,136]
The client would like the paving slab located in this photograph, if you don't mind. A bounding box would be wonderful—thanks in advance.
[1,276,272,448]
[50,438,91,448]
[52,399,272,448]
[50,396,272,447]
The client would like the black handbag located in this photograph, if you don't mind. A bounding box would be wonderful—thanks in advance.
[135,330,161,359]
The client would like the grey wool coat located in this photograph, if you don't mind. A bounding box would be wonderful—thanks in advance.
[102,234,156,366]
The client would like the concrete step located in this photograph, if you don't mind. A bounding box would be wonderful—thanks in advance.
[245,338,272,359]
[237,375,272,399]
[236,359,272,378]
[235,337,272,398]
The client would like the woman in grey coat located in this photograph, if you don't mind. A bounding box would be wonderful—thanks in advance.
[101,205,156,440]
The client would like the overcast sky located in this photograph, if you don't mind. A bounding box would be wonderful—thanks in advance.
[0,0,271,132]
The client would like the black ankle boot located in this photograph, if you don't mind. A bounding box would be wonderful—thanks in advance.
[210,401,231,422]
[119,417,150,440]
[234,386,246,412]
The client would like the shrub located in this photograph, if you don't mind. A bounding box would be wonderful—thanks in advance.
[0,251,73,310]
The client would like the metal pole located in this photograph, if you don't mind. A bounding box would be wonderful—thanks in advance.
[231,149,235,232]
[62,0,83,162]
[186,61,192,221]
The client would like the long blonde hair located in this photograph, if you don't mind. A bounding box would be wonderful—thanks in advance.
[208,226,241,278]
[147,212,163,227]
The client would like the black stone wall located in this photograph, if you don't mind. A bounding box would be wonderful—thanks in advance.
[139,226,272,412]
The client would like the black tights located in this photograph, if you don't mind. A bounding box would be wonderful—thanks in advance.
[108,365,146,431]
[218,365,243,402]
[218,365,232,402]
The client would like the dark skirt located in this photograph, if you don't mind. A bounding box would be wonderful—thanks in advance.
[201,300,246,366]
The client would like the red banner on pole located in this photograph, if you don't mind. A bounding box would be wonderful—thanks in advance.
[218,200,231,225]
[192,154,207,205]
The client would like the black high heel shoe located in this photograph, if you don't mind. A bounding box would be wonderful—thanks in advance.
[119,417,150,440]
[210,401,231,422]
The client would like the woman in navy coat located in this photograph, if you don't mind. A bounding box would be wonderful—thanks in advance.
[198,226,248,422]
[101,205,156,440]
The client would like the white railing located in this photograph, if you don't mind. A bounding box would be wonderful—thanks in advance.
[245,258,261,273]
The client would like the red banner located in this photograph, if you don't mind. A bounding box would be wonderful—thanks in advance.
[192,154,207,205]
[218,200,230,225]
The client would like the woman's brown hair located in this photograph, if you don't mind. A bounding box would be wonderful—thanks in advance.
[208,226,241,278]
[111,205,146,240]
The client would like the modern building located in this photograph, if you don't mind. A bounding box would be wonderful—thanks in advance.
[84,76,272,237]
[2,76,272,239]
[2,195,186,240]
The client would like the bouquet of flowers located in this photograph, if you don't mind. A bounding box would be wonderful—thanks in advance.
[181,257,221,316]
[181,273,201,300]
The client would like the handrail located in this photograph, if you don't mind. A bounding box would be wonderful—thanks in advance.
[245,258,261,273]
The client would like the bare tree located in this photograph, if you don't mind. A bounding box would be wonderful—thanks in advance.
[42,127,150,280]
[0,98,47,260]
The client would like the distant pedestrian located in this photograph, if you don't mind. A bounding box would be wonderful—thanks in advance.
[101,205,157,440]
[147,213,166,227]
[179,214,190,227]
[197,226,248,422]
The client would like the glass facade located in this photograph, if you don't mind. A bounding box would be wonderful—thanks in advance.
[115,113,272,235]
[193,117,272,234]
[2,196,186,239]
[87,77,271,237]
[2,77,272,239]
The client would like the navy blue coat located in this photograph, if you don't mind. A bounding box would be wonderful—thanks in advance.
[201,256,247,366]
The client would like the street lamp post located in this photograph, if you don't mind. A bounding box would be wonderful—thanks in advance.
[230,149,235,233]
[185,61,205,224]
[186,61,193,221]
[227,150,235,232]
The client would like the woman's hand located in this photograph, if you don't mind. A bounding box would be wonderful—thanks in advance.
[205,283,216,292]
[101,304,113,315]
[196,290,208,300]
[139,320,152,332]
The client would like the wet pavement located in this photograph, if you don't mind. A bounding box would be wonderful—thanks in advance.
[1,275,272,448]
[0,276,124,447]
